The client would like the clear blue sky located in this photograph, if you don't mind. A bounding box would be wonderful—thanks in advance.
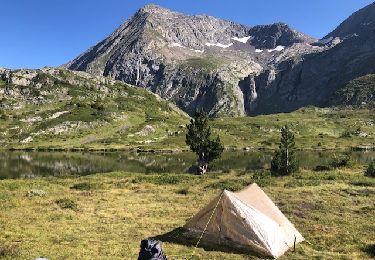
[1,0,373,69]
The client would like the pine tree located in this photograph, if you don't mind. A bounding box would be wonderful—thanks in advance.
[365,160,375,177]
[186,110,224,175]
[271,125,299,176]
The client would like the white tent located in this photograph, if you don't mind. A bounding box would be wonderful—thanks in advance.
[184,183,304,258]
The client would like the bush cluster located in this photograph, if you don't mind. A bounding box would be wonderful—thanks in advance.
[55,198,77,210]
[330,154,355,168]
[70,182,99,190]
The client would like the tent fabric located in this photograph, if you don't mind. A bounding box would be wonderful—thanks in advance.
[184,183,304,258]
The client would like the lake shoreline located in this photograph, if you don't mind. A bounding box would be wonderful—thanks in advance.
[3,145,374,154]
[2,149,374,179]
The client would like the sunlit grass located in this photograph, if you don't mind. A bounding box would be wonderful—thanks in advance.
[2,106,374,152]
[0,166,374,259]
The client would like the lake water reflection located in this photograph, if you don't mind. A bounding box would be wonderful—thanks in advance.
[0,150,374,179]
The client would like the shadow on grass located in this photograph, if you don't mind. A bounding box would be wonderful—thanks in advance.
[153,227,271,259]
[363,244,375,258]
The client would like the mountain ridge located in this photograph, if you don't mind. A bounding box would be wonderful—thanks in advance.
[65,3,374,116]
[0,67,373,150]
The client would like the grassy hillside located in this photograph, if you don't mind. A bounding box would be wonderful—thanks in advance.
[213,107,375,150]
[1,69,374,151]
[0,68,189,150]
[331,74,375,107]
[0,166,374,259]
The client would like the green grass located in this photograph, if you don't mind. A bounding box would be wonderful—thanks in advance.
[332,74,375,107]
[3,104,375,151]
[183,57,222,71]
[212,107,375,150]
[70,182,102,190]
[0,69,189,151]
[0,166,374,259]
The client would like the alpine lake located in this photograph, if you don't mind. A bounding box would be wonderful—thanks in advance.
[1,150,374,179]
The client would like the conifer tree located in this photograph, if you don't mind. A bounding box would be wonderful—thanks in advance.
[186,110,224,175]
[365,160,375,177]
[271,125,299,176]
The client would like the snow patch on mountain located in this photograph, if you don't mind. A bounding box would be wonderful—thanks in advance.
[232,36,252,43]
[191,49,204,53]
[267,46,285,52]
[205,42,233,48]
[169,42,185,48]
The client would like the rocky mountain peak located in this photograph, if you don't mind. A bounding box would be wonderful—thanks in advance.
[325,1,375,39]
[65,4,327,117]
[136,3,176,16]
[249,22,316,49]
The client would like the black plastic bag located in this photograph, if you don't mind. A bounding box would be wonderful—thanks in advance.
[137,239,167,260]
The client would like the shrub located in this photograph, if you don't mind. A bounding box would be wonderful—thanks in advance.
[313,165,332,171]
[153,175,185,185]
[330,154,355,168]
[365,160,375,177]
[284,179,321,188]
[176,188,189,195]
[0,245,19,258]
[351,178,375,187]
[70,182,99,190]
[0,111,8,120]
[56,198,77,210]
[209,180,247,191]
[340,131,352,138]
[75,102,88,108]
[132,174,192,185]
[90,101,105,110]
[251,170,273,187]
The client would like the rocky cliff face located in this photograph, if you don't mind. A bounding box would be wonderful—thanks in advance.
[325,2,375,40]
[248,23,313,49]
[66,3,375,116]
[247,1,375,115]
[65,4,318,116]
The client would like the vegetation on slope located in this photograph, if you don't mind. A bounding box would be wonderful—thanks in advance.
[0,68,189,150]
[331,74,375,107]
[183,56,222,72]
[212,107,375,151]
[1,69,374,151]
